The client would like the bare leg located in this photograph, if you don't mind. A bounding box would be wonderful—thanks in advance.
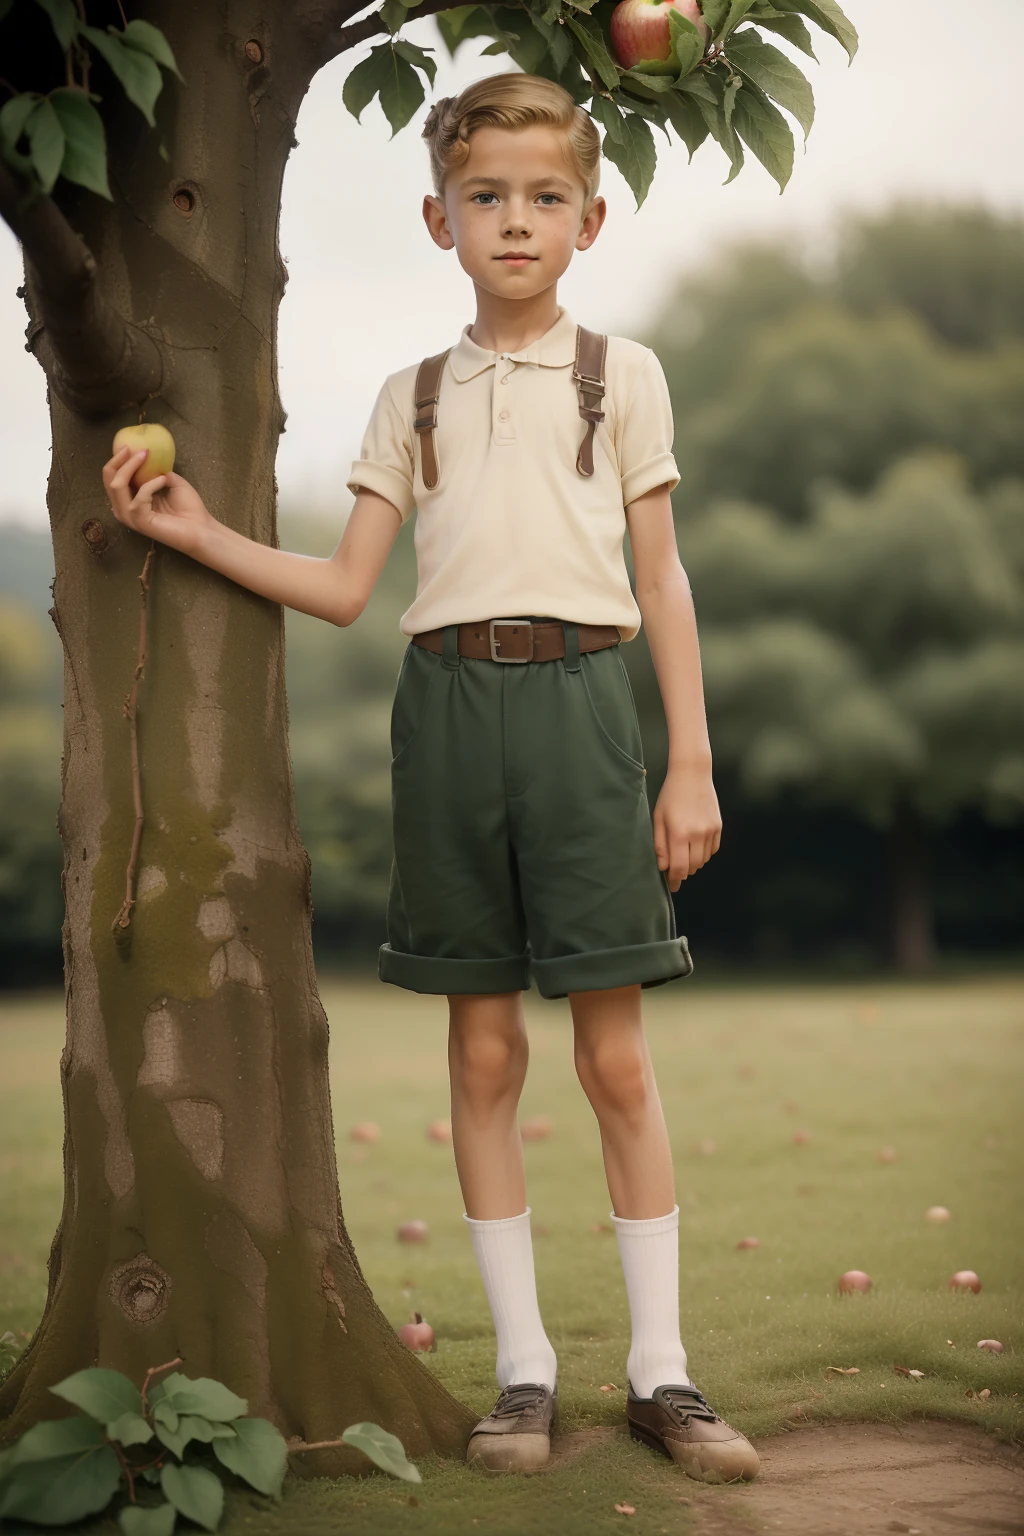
[447,991,529,1219]
[569,984,675,1218]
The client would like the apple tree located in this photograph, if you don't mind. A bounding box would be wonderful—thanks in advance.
[0,0,853,1457]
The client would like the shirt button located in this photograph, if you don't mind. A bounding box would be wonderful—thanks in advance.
[498,409,510,422]
[500,375,509,385]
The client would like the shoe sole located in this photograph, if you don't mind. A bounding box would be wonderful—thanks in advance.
[628,1422,759,1483]
[467,1431,551,1474]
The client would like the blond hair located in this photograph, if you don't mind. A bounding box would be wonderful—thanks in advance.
[422,74,601,206]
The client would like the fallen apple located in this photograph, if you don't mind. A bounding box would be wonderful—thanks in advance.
[926,1205,951,1222]
[398,1312,435,1351]
[978,1387,992,1399]
[793,1130,812,1146]
[397,1220,429,1244]
[838,1270,872,1294]
[877,1147,897,1163]
[520,1116,552,1142]
[350,1121,380,1143]
[112,423,176,491]
[977,1339,1004,1354]
[610,0,709,74]
[427,1119,452,1143]
[949,1270,981,1293]
[736,1236,759,1250]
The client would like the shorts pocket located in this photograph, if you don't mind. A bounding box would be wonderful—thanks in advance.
[579,650,646,774]
[390,645,440,766]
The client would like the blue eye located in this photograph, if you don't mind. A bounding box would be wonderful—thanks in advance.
[473,192,498,205]
[538,194,561,205]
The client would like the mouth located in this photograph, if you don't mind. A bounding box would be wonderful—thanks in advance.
[495,254,538,265]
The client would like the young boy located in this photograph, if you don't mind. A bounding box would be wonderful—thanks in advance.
[102,72,758,1484]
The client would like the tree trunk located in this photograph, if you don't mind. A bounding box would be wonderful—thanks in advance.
[0,0,473,1469]
[887,802,937,973]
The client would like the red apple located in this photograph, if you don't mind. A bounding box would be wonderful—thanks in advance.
[793,1130,812,1146]
[520,1116,552,1142]
[397,1220,429,1244]
[838,1270,872,1294]
[977,1339,1003,1353]
[736,1236,759,1250]
[926,1205,951,1222]
[610,0,709,75]
[949,1270,981,1293]
[350,1121,380,1143]
[877,1147,897,1163]
[398,1312,436,1351]
[427,1119,452,1143]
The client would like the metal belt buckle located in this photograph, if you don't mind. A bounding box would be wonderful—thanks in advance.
[489,619,534,663]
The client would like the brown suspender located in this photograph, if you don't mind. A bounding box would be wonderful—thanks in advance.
[412,325,607,490]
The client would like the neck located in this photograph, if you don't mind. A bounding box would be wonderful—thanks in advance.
[468,283,561,353]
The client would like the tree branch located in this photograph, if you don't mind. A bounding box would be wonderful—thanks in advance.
[0,160,162,418]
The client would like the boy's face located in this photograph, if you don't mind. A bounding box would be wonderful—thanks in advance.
[423,124,606,299]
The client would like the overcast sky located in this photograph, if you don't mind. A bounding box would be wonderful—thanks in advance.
[2,0,1022,527]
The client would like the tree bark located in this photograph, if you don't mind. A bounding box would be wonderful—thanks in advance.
[887,802,937,973]
[0,0,473,1469]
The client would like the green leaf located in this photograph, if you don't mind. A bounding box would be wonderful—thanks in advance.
[9,1414,106,1464]
[676,70,717,102]
[601,107,656,206]
[33,0,77,50]
[120,1504,177,1536]
[152,1399,179,1433]
[435,5,481,56]
[51,88,112,198]
[620,68,676,95]
[0,0,14,21]
[732,77,794,188]
[212,1417,287,1498]
[0,1444,121,1525]
[378,0,407,35]
[341,1422,422,1484]
[528,11,574,70]
[342,49,387,121]
[667,10,704,77]
[378,47,425,136]
[0,92,42,155]
[26,98,65,193]
[393,38,437,87]
[51,1367,143,1423]
[121,19,183,79]
[664,89,710,157]
[726,27,814,137]
[589,93,628,146]
[702,0,756,39]
[750,9,816,57]
[565,14,620,93]
[616,90,669,137]
[772,0,856,59]
[80,25,164,125]
[694,83,744,182]
[159,1373,248,1422]
[107,1411,154,1448]
[154,1421,189,1459]
[160,1463,224,1533]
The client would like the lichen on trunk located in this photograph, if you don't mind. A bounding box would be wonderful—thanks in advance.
[0,0,473,1468]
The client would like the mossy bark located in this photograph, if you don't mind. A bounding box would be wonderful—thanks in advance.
[0,0,474,1468]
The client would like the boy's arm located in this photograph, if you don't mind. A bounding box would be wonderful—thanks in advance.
[626,483,722,889]
[102,446,401,627]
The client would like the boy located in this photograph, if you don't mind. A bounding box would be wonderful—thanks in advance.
[102,72,758,1484]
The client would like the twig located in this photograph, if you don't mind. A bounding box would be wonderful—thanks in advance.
[140,1356,182,1412]
[116,0,128,26]
[112,544,155,934]
[287,1436,354,1453]
[111,1440,137,1503]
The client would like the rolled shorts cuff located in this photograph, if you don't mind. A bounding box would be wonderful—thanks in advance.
[378,944,532,995]
[531,936,693,1000]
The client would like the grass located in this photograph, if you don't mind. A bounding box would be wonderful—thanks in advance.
[1,976,1022,1534]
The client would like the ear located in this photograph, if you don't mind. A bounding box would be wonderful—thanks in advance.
[576,195,607,253]
[422,194,455,251]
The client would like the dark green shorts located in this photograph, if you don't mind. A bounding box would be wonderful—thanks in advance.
[378,623,693,1000]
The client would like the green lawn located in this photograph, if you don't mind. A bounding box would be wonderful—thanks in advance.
[1,977,1022,1534]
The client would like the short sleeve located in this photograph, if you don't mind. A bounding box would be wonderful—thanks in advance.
[346,377,415,522]
[617,350,680,507]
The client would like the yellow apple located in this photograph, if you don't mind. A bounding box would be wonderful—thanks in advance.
[112,423,176,491]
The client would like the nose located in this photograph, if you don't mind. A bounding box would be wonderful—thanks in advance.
[502,198,532,239]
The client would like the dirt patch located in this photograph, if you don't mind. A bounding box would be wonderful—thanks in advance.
[685,1421,1024,1536]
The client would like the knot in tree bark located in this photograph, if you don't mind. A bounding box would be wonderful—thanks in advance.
[109,1255,172,1325]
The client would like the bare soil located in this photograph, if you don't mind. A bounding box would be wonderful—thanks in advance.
[680,1421,1024,1536]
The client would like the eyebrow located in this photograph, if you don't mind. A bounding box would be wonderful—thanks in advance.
[460,175,576,193]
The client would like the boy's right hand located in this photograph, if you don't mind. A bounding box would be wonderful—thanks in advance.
[102,446,215,555]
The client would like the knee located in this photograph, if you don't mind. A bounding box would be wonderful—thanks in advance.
[575,1035,649,1123]
[451,1025,527,1106]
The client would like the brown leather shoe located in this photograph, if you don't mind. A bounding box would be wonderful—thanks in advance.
[467,1382,557,1474]
[626,1383,759,1483]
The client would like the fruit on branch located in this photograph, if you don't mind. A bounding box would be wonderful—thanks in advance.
[837,1270,872,1294]
[112,423,176,492]
[398,1313,436,1352]
[610,0,709,75]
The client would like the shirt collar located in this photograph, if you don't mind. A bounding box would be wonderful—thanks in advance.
[448,306,577,382]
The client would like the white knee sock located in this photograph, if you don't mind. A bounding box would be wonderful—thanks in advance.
[464,1208,557,1391]
[611,1204,691,1399]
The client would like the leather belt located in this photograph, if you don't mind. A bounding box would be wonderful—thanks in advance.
[412,619,621,664]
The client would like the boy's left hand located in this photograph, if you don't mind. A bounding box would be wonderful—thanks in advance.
[652,764,722,890]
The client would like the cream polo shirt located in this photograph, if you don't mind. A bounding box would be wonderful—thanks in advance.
[346,305,679,642]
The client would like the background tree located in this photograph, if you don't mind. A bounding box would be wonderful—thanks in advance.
[0,0,853,1456]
